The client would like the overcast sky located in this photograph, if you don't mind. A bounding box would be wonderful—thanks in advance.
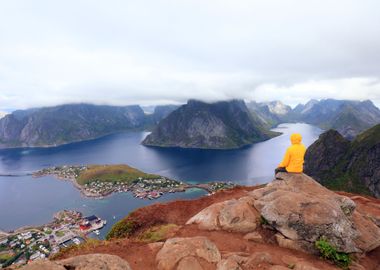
[1,0,380,111]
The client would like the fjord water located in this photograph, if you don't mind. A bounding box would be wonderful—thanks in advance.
[0,123,322,237]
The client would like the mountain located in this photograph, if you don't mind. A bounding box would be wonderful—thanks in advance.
[0,104,146,148]
[0,111,8,119]
[29,174,380,270]
[291,99,380,139]
[246,101,291,128]
[142,99,279,149]
[146,105,180,126]
[304,124,380,197]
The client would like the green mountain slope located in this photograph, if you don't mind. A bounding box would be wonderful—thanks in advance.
[304,124,380,197]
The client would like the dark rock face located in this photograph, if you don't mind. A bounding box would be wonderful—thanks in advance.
[304,125,380,198]
[304,130,350,180]
[0,104,146,148]
[142,100,278,149]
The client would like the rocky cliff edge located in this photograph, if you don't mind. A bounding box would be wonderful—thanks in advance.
[20,174,380,270]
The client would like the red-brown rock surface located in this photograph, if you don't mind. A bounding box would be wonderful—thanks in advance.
[21,254,132,270]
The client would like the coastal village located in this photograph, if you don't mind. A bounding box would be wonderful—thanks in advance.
[0,210,106,269]
[33,165,236,199]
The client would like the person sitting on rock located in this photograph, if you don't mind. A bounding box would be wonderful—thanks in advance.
[275,133,306,177]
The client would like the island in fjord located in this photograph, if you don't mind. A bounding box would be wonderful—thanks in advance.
[33,164,235,199]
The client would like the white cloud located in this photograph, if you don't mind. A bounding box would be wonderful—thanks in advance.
[0,0,379,110]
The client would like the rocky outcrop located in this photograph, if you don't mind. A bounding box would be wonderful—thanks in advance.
[305,124,380,198]
[155,236,221,270]
[186,196,260,233]
[251,173,380,253]
[187,173,380,255]
[142,99,278,149]
[21,254,132,270]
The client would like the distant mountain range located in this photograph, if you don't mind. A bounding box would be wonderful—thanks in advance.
[143,99,279,149]
[304,124,380,198]
[0,98,379,149]
[247,99,380,139]
[0,104,176,148]
[289,99,380,139]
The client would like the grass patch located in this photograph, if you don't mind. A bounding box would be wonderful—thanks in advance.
[77,164,160,185]
[315,237,351,269]
[0,253,14,263]
[321,174,371,196]
[139,224,179,243]
[50,238,104,260]
[106,219,137,240]
[55,231,65,237]
[259,215,269,226]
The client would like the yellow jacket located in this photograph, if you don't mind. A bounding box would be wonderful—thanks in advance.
[278,133,306,173]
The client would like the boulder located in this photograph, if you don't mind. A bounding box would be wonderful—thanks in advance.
[216,258,242,270]
[216,252,273,270]
[177,256,203,270]
[21,261,66,270]
[58,254,132,270]
[186,196,260,233]
[21,254,132,270]
[243,231,264,243]
[156,236,221,270]
[250,173,380,253]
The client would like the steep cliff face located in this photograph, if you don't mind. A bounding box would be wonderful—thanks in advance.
[304,124,380,197]
[142,100,278,149]
[304,130,350,180]
[0,104,146,148]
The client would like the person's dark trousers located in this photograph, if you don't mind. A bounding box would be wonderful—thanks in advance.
[275,167,287,174]
[275,167,287,180]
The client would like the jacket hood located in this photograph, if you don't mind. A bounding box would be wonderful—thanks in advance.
[290,133,302,144]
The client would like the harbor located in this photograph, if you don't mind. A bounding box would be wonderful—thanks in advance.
[0,210,106,269]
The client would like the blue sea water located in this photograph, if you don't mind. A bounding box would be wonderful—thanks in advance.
[0,123,322,238]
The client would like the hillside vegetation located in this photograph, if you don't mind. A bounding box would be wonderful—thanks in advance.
[305,124,380,197]
[77,164,160,185]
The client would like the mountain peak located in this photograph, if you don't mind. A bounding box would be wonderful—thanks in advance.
[142,100,277,149]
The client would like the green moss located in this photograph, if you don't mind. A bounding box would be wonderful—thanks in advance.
[139,224,178,243]
[315,237,351,269]
[259,215,269,225]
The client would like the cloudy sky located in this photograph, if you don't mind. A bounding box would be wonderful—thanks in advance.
[1,0,380,111]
